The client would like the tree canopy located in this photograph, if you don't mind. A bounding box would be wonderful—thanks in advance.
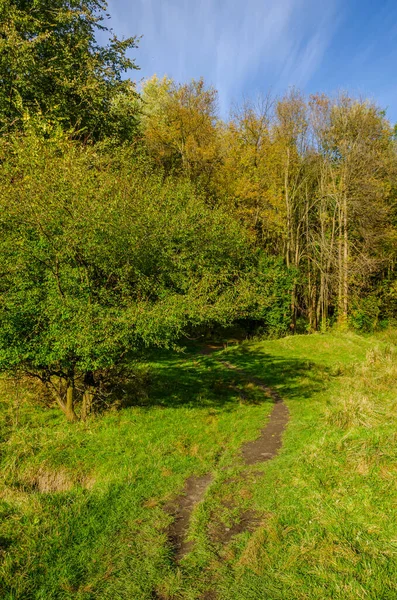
[0,132,291,419]
[0,0,139,140]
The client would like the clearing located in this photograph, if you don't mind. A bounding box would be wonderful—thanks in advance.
[1,331,397,599]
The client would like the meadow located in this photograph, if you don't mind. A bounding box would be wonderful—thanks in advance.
[1,331,396,599]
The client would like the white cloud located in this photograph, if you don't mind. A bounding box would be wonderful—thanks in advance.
[105,0,342,116]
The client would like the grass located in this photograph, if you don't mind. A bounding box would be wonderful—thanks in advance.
[206,332,397,600]
[1,331,397,598]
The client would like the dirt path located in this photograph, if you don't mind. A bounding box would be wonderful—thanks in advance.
[163,347,289,564]
[220,360,289,465]
[164,474,213,561]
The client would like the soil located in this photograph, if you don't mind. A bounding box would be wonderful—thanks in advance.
[162,345,289,564]
[164,473,213,561]
[200,591,218,600]
[208,505,263,545]
[242,401,289,464]
[219,360,289,465]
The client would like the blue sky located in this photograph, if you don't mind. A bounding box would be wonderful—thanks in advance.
[104,0,397,122]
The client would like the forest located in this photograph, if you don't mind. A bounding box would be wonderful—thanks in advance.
[1,2,397,599]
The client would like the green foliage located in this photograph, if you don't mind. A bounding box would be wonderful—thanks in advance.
[0,0,140,140]
[0,348,273,599]
[1,0,397,595]
[235,256,295,337]
[0,131,266,418]
[249,256,295,336]
[349,294,381,332]
[375,277,397,328]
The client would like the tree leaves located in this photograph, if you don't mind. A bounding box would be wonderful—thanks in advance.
[0,0,140,140]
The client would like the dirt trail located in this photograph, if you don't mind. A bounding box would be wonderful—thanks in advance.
[164,474,213,561]
[163,345,289,564]
[220,360,289,465]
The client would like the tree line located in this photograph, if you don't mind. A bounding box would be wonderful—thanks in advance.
[0,0,396,420]
[140,80,397,333]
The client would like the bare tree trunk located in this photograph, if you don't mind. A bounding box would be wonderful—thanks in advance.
[337,202,344,323]
[317,271,326,331]
[305,186,314,331]
[81,372,96,421]
[65,383,77,422]
[285,149,291,268]
[81,388,95,421]
[343,192,349,321]
[320,198,326,331]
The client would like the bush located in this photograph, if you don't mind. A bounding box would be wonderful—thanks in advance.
[349,294,380,332]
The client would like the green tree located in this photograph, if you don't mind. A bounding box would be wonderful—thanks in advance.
[0,132,262,420]
[0,0,140,140]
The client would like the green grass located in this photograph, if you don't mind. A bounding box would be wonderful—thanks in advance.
[1,331,397,599]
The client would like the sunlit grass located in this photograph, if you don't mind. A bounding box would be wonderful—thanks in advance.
[1,331,397,599]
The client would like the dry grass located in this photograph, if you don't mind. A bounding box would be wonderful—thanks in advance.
[326,344,397,430]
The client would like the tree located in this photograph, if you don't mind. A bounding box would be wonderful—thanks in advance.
[216,90,397,331]
[216,95,285,249]
[326,96,395,323]
[305,95,396,327]
[0,0,140,140]
[216,92,309,329]
[0,131,262,420]
[141,76,220,185]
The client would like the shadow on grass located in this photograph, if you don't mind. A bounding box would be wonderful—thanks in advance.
[135,343,330,411]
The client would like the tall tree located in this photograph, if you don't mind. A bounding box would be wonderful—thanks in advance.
[0,132,266,420]
[141,76,220,185]
[0,0,140,140]
[307,95,395,325]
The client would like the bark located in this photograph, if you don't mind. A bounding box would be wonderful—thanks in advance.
[337,189,348,326]
[284,148,291,268]
[81,389,95,421]
[337,203,344,322]
[81,371,96,421]
[65,384,77,422]
[305,188,314,331]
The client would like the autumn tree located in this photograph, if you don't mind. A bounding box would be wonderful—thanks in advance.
[304,95,395,327]
[216,96,285,248]
[216,90,397,331]
[216,91,310,328]
[141,76,220,186]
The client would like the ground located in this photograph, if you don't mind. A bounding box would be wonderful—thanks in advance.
[1,331,397,599]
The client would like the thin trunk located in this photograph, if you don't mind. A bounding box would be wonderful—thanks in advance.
[305,185,314,331]
[318,186,327,331]
[285,148,291,268]
[81,387,95,421]
[307,267,312,329]
[317,271,325,331]
[290,282,297,333]
[343,192,349,321]
[322,278,328,332]
[65,384,77,422]
[81,371,96,421]
[337,202,343,321]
